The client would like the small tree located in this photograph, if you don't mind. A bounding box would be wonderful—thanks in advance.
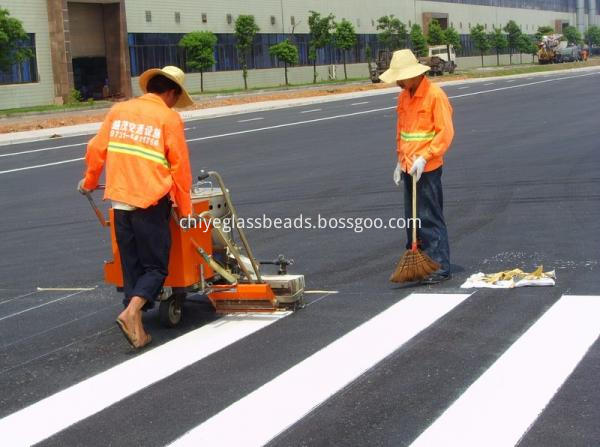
[333,19,357,80]
[376,15,408,50]
[503,20,522,64]
[535,25,555,41]
[427,20,446,46]
[234,15,260,90]
[269,40,298,86]
[516,34,532,64]
[308,11,335,84]
[444,26,461,63]
[584,25,600,47]
[563,26,583,46]
[471,24,490,67]
[410,24,428,57]
[178,31,216,93]
[489,27,508,66]
[0,8,33,72]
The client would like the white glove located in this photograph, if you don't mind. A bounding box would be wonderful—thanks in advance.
[408,156,426,182]
[393,162,401,186]
[77,178,90,195]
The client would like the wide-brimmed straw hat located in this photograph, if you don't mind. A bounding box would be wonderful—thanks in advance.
[139,65,194,108]
[379,49,430,83]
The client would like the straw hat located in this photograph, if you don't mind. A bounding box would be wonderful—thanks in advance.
[139,66,194,108]
[379,49,430,84]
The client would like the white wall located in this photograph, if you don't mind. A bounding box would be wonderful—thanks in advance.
[0,0,54,110]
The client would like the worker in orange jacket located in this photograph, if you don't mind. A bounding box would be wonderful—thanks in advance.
[78,66,194,348]
[380,50,454,284]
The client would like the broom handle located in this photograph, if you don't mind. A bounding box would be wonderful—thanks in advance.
[412,174,417,251]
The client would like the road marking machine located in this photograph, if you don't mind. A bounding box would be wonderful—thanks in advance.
[85,170,305,327]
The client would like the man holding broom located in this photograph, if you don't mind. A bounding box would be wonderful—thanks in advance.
[380,50,454,284]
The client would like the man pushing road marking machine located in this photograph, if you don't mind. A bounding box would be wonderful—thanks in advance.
[79,65,304,350]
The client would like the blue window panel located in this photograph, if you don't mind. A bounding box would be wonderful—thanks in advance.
[0,34,38,85]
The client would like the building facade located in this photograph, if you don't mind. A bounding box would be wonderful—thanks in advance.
[1,0,598,109]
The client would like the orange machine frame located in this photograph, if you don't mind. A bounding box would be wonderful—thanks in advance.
[104,200,214,289]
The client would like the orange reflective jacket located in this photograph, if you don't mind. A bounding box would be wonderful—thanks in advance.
[396,77,454,173]
[83,93,193,216]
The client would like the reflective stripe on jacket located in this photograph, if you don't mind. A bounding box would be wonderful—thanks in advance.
[396,77,454,173]
[83,93,193,216]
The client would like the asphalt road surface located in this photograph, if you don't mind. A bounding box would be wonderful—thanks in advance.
[1,70,599,447]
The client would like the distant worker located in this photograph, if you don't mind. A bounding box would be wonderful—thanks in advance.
[78,66,194,348]
[380,50,454,284]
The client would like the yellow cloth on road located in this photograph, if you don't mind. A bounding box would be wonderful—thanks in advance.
[461,266,555,289]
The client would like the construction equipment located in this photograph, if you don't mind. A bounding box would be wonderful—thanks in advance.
[418,45,457,76]
[85,170,305,327]
[370,46,457,83]
[390,175,440,283]
[537,34,582,64]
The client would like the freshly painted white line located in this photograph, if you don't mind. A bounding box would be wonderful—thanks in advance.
[0,157,84,175]
[0,290,87,322]
[0,141,85,158]
[186,107,394,143]
[237,117,264,123]
[300,108,322,113]
[168,293,471,447]
[505,79,516,82]
[410,295,600,447]
[4,71,598,175]
[0,312,290,446]
[351,101,369,106]
[448,72,599,99]
[458,86,470,89]
[304,290,339,294]
[483,82,495,85]
[36,287,96,292]
[0,290,38,306]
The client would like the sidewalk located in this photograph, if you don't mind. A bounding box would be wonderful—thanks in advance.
[1,63,599,147]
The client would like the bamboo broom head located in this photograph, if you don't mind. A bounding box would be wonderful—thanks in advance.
[389,248,440,283]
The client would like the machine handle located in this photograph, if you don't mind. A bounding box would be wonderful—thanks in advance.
[84,188,110,227]
[197,171,210,181]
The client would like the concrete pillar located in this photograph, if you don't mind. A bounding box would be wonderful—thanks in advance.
[46,0,73,104]
[103,1,132,98]
[589,0,597,27]
[577,0,586,33]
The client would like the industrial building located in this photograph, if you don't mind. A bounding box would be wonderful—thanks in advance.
[1,0,598,109]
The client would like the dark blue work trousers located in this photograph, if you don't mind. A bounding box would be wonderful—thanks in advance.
[402,167,450,275]
[114,196,171,310]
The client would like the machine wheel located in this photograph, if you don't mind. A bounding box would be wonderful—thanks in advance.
[159,295,185,328]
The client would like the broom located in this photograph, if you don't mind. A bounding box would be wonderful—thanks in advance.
[390,173,440,283]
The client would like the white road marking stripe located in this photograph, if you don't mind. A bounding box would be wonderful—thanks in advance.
[300,108,322,113]
[505,79,516,82]
[304,290,339,294]
[0,290,38,306]
[0,290,87,322]
[410,295,600,447]
[3,71,598,174]
[237,117,264,122]
[458,86,470,89]
[0,157,84,174]
[351,101,369,105]
[0,141,86,158]
[448,72,599,99]
[483,82,494,85]
[0,312,289,446]
[36,287,96,292]
[168,293,471,447]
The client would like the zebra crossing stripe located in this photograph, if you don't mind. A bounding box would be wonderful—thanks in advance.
[168,293,471,447]
[409,295,600,447]
[0,312,290,447]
